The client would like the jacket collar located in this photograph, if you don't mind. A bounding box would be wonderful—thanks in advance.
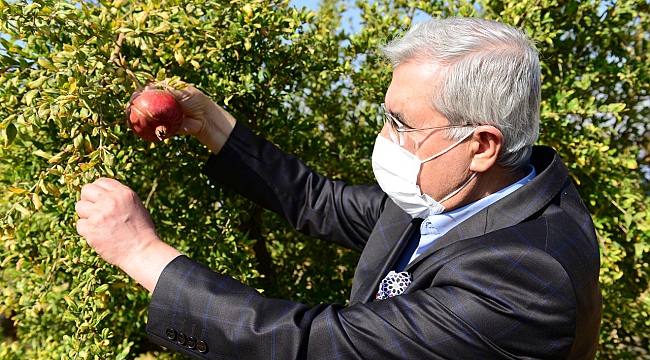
[404,146,567,272]
[350,146,568,303]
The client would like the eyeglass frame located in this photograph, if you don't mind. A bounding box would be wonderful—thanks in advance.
[381,103,474,147]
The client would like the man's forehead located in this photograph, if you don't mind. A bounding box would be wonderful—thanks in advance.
[385,62,443,125]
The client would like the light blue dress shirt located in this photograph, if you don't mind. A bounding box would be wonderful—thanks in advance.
[394,165,537,271]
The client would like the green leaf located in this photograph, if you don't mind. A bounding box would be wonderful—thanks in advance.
[6,186,27,194]
[3,123,17,147]
[14,203,31,216]
[24,89,39,106]
[27,77,48,89]
[94,284,109,294]
[34,149,52,159]
[31,193,42,211]
[156,68,167,82]
[37,57,57,71]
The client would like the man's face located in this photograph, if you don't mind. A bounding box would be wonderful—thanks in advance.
[382,61,474,206]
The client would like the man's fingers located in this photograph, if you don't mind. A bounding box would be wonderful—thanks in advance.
[166,84,195,102]
[75,200,95,219]
[79,178,125,202]
[80,183,104,202]
[92,177,124,190]
[75,217,89,237]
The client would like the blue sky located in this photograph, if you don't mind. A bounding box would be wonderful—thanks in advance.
[290,0,320,9]
[289,0,367,33]
[288,0,432,33]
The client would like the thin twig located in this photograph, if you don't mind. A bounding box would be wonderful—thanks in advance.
[111,33,143,91]
[145,179,158,208]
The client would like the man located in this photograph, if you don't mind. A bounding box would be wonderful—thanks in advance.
[76,17,602,359]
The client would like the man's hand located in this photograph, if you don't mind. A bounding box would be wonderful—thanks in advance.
[126,83,237,154]
[75,178,181,291]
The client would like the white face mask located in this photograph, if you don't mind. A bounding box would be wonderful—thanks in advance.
[372,131,476,218]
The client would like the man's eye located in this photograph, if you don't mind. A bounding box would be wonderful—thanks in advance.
[399,120,416,130]
[392,114,415,130]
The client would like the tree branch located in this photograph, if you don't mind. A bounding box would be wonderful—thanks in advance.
[111,33,144,91]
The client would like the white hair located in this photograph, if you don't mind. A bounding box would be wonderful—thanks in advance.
[380,17,541,169]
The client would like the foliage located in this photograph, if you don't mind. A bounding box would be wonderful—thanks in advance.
[0,0,349,358]
[0,0,648,359]
[485,0,650,357]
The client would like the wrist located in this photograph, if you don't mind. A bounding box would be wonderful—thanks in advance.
[118,235,182,292]
[197,103,236,155]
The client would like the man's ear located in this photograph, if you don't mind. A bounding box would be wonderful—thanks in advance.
[469,125,503,173]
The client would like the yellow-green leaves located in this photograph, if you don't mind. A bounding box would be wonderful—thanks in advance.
[23,89,38,106]
[37,57,57,71]
[0,0,347,358]
[6,187,26,195]
[27,76,47,89]
[1,0,648,359]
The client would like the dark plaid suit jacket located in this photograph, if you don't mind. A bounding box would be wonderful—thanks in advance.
[147,123,602,359]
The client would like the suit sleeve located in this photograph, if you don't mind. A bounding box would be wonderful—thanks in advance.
[147,239,579,360]
[201,122,388,253]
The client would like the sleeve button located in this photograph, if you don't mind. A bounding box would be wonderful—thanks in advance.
[187,336,197,349]
[197,340,208,353]
[165,328,176,340]
[177,332,187,346]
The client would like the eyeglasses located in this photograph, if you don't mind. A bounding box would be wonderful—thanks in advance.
[381,103,473,147]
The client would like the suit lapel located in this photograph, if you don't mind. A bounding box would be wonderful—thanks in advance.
[349,146,566,303]
[349,202,421,305]
[405,146,567,272]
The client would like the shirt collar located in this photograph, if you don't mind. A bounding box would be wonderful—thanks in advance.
[412,164,537,261]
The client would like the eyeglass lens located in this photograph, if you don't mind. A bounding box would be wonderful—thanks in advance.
[382,105,404,146]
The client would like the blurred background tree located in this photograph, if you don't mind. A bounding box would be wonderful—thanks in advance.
[0,0,648,358]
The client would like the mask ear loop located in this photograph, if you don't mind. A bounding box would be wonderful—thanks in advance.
[419,129,476,163]
[421,128,478,205]
[437,171,477,204]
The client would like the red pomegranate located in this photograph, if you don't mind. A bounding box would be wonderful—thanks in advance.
[127,89,183,142]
